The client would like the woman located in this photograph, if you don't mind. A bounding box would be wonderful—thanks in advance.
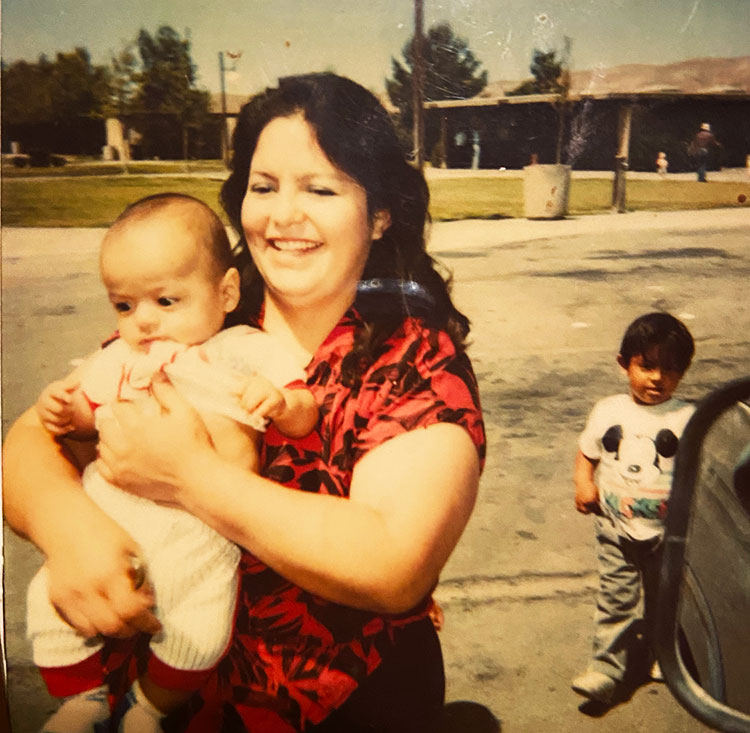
[3,73,485,731]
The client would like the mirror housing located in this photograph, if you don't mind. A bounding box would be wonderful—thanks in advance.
[655,376,750,732]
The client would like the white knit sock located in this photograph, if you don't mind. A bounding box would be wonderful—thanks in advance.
[118,679,166,733]
[41,685,110,733]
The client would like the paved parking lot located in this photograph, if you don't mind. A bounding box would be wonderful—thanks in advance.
[3,207,748,731]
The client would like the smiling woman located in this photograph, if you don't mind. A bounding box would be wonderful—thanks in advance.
[2,73,485,732]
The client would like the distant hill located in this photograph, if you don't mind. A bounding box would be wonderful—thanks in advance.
[480,55,750,97]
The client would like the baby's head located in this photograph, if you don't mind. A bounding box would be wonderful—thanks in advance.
[100,194,240,352]
[616,312,695,405]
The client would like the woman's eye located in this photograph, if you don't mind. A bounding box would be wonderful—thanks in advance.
[158,297,177,307]
[310,187,336,196]
[250,183,273,194]
[114,302,131,313]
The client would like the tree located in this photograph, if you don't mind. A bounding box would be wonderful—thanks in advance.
[1,48,109,127]
[386,22,487,136]
[508,40,572,164]
[507,49,564,96]
[130,26,213,159]
[106,45,139,117]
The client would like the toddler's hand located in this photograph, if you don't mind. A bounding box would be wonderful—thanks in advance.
[238,374,287,425]
[574,483,600,515]
[35,376,80,435]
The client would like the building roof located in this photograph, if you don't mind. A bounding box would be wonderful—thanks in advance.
[426,88,750,111]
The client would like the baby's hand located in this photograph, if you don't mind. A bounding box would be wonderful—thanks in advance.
[35,376,80,435]
[574,482,600,515]
[238,373,288,425]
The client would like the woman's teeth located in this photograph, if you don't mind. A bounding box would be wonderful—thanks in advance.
[271,239,320,251]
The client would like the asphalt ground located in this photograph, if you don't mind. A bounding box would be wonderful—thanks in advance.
[3,206,749,731]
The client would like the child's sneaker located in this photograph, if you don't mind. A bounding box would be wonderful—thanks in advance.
[650,660,664,681]
[42,685,110,732]
[571,670,617,704]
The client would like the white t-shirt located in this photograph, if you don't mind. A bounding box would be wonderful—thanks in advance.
[579,393,695,541]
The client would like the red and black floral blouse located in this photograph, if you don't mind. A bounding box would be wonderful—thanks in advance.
[107,309,485,732]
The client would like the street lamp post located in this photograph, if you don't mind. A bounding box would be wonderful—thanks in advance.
[218,51,230,166]
[218,51,241,166]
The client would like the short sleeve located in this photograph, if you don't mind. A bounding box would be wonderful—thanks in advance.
[349,324,485,467]
[164,326,306,430]
[578,399,608,460]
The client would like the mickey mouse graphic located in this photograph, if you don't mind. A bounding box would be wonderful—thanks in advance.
[601,425,680,487]
[600,424,680,520]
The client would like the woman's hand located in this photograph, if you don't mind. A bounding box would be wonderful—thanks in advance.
[45,511,161,639]
[96,373,214,505]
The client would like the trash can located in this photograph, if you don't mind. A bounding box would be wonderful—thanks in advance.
[523,164,571,219]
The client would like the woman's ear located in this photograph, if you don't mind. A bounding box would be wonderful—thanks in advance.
[220,268,242,313]
[371,210,392,241]
[616,353,628,373]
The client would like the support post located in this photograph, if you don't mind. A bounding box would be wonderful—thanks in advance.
[612,102,633,213]
[439,115,448,168]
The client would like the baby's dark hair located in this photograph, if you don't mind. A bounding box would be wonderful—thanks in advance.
[108,193,234,276]
[619,312,695,373]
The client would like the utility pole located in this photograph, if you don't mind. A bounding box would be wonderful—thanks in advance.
[612,101,633,213]
[412,0,425,168]
[218,51,230,166]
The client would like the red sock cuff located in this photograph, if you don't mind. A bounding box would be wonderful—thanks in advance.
[39,650,106,697]
[146,653,215,692]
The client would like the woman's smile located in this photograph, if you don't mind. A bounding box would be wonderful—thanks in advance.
[268,238,323,253]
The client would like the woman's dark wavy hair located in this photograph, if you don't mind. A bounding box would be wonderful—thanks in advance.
[221,72,470,386]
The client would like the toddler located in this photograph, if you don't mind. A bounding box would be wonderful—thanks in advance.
[30,193,318,732]
[571,312,695,705]
[656,151,668,176]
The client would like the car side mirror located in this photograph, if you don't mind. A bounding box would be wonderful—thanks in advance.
[655,376,750,732]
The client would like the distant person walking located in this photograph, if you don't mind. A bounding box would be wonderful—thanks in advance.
[689,122,721,182]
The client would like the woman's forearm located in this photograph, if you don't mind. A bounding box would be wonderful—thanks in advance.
[177,424,479,614]
[181,455,392,609]
[3,408,88,547]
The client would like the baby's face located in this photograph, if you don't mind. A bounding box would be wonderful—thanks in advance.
[100,216,237,352]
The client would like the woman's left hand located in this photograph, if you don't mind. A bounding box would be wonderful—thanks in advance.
[96,372,214,505]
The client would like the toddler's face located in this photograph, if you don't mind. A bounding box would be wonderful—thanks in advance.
[619,346,683,405]
[100,216,238,352]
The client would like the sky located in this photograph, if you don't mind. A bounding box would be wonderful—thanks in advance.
[2,0,749,97]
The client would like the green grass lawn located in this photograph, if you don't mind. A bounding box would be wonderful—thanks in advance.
[1,159,226,178]
[2,169,748,227]
[1,176,227,227]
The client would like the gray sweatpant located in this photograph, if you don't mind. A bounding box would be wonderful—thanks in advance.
[589,515,662,682]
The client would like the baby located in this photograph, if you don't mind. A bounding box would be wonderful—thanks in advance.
[30,193,318,732]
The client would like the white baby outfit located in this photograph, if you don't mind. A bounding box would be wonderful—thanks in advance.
[27,326,304,681]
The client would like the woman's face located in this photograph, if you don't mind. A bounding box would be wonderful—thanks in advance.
[240,113,389,313]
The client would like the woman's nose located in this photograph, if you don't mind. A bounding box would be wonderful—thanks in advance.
[269,191,303,227]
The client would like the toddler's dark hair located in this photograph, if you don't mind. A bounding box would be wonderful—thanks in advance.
[619,312,695,373]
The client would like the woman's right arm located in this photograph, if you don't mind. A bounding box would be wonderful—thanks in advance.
[3,407,161,638]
